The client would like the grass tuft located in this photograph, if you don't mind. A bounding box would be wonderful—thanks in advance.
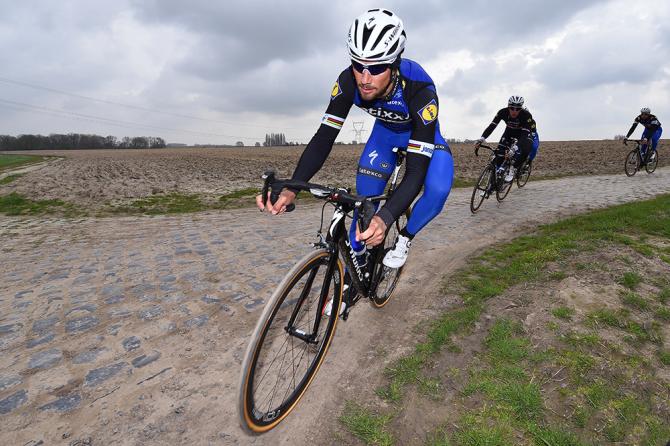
[620,291,649,310]
[552,306,575,320]
[339,401,394,446]
[618,271,643,289]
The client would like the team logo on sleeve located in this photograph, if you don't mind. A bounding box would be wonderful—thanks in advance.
[331,81,342,100]
[418,99,438,125]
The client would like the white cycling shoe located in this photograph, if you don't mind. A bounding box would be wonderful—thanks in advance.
[504,166,517,182]
[383,234,411,268]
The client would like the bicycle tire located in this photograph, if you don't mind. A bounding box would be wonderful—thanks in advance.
[516,160,532,188]
[239,249,344,433]
[370,209,411,308]
[645,150,658,174]
[624,149,639,177]
[470,164,493,214]
[496,163,513,202]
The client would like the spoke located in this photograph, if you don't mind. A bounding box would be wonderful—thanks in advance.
[280,333,297,406]
[254,333,291,400]
[264,335,291,413]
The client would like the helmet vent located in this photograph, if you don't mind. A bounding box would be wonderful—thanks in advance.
[362,23,374,47]
[371,24,395,50]
[387,39,399,56]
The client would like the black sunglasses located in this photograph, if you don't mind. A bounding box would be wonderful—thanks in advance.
[509,107,522,112]
[351,60,390,76]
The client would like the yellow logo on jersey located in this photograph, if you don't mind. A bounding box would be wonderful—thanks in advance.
[331,81,342,100]
[418,99,438,125]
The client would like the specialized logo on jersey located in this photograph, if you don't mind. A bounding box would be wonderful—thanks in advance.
[322,113,344,130]
[418,99,438,125]
[368,150,379,166]
[331,81,342,101]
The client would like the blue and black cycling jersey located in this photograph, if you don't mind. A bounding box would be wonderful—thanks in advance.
[482,107,537,141]
[627,114,663,153]
[626,114,662,137]
[292,58,444,227]
[481,107,538,168]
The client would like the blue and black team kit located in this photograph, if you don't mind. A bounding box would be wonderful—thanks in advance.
[292,59,454,252]
[626,114,663,155]
[482,107,540,166]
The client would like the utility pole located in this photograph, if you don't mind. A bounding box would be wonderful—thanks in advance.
[351,121,366,143]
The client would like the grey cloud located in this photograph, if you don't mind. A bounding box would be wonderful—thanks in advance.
[533,22,670,90]
[131,1,348,80]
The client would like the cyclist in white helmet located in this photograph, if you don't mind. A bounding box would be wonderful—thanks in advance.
[624,107,662,163]
[257,9,455,313]
[475,96,538,182]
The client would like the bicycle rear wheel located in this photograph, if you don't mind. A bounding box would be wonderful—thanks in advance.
[239,249,343,433]
[516,160,532,188]
[370,209,410,308]
[645,150,658,173]
[496,164,513,202]
[624,149,639,177]
[470,165,493,214]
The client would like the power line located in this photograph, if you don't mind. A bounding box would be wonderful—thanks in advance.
[0,76,305,130]
[0,98,263,140]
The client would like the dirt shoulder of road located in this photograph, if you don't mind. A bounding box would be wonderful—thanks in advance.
[1,140,668,215]
[328,195,670,445]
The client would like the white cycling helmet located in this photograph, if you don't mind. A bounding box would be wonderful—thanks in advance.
[640,107,651,114]
[508,96,524,107]
[347,9,406,65]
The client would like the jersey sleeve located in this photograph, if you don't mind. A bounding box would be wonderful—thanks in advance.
[375,86,435,227]
[522,110,536,134]
[291,69,355,182]
[482,109,504,139]
[626,115,640,138]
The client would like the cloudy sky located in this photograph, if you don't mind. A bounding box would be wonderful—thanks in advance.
[0,0,668,145]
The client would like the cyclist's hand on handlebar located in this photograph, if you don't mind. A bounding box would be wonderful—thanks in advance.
[356,215,387,247]
[622,138,628,145]
[256,189,296,215]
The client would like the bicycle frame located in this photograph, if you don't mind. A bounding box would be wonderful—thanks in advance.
[264,147,407,338]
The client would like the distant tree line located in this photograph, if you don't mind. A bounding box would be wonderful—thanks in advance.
[0,134,166,150]
[264,133,287,146]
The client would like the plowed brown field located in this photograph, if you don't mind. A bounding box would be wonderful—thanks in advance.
[1,140,667,209]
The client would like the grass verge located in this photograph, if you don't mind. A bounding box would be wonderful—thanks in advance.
[0,192,82,217]
[341,194,670,445]
[0,174,23,185]
[0,154,49,172]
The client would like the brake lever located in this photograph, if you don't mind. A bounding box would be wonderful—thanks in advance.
[262,171,296,213]
[357,199,375,234]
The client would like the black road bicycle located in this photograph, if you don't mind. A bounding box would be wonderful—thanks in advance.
[624,139,658,177]
[239,149,410,433]
[470,138,520,213]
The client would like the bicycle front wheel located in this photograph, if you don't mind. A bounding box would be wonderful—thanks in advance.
[470,164,493,214]
[239,249,344,433]
[624,149,639,177]
[370,209,410,308]
[645,150,658,174]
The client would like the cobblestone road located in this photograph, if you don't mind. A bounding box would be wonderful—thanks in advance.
[1,167,669,445]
